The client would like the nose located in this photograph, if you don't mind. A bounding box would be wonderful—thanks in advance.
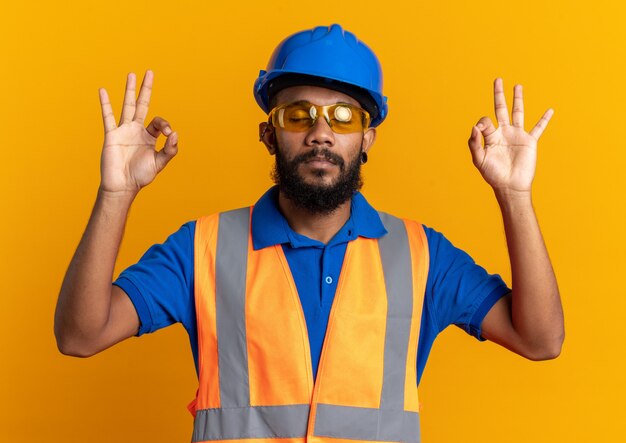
[305,115,335,147]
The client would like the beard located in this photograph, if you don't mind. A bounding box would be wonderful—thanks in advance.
[271,141,364,215]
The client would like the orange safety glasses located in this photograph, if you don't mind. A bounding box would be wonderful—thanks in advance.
[268,101,371,134]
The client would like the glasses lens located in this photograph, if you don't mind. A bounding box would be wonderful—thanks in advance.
[271,103,314,131]
[327,104,368,134]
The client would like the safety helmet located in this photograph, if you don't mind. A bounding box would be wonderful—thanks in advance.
[254,24,388,127]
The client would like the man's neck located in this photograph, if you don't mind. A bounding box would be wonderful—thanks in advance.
[277,190,352,244]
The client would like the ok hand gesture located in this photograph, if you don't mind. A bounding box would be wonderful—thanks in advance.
[468,78,553,195]
[98,70,178,196]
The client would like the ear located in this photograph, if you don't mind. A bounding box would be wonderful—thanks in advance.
[362,127,377,154]
[259,122,276,155]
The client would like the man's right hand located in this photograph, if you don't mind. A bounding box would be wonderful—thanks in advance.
[55,70,177,357]
[98,70,178,196]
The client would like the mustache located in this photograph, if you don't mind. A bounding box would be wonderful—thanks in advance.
[292,147,345,168]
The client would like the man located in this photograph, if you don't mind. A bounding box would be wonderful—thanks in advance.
[55,24,564,442]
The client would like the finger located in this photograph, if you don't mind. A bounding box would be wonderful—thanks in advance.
[511,84,524,128]
[145,116,172,138]
[133,69,154,124]
[467,125,484,167]
[155,131,179,172]
[476,116,498,138]
[119,72,137,125]
[529,108,554,140]
[493,78,510,126]
[99,88,117,133]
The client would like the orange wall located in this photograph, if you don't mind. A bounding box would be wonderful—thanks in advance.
[1,1,624,441]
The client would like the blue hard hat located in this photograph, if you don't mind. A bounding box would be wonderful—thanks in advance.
[254,24,388,127]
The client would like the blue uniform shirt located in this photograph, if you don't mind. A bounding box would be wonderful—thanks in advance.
[114,186,511,385]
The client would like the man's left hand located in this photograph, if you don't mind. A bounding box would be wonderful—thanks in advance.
[468,78,553,194]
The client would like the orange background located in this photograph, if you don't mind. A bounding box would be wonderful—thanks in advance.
[1,1,624,441]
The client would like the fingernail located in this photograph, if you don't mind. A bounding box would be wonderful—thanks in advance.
[476,123,483,130]
[164,126,172,136]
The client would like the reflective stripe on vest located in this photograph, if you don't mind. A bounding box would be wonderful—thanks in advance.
[192,207,428,443]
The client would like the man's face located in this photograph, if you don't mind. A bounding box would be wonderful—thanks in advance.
[264,86,376,214]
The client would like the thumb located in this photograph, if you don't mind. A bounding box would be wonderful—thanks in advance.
[467,125,484,168]
[155,131,178,172]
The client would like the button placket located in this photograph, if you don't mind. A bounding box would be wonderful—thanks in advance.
[320,246,335,306]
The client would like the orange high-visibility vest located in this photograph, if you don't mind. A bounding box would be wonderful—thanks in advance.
[189,207,429,443]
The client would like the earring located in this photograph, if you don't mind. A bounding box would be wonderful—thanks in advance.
[361,152,368,164]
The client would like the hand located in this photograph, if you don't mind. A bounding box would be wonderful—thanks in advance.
[468,78,553,195]
[98,70,178,196]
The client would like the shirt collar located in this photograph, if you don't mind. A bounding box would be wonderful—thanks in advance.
[251,185,387,250]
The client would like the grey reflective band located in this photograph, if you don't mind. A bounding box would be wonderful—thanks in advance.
[314,403,420,443]
[215,208,251,408]
[377,212,414,411]
[192,404,310,442]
